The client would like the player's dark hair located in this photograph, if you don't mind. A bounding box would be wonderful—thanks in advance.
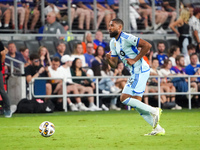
[52,57,60,62]
[30,53,39,61]
[187,44,196,50]
[175,55,184,63]
[112,18,124,27]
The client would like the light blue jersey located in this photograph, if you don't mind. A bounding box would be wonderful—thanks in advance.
[110,32,150,74]
[110,32,150,96]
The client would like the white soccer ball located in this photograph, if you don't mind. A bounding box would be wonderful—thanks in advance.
[39,121,55,137]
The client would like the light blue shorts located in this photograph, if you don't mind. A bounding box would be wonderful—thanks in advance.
[122,70,150,97]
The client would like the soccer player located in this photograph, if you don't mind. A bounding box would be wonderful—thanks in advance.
[106,18,165,136]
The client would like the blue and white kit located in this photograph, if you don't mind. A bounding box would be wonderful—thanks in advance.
[110,32,150,97]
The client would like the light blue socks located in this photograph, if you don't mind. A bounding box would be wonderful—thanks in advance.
[122,97,157,127]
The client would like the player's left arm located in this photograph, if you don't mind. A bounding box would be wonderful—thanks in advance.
[126,39,152,65]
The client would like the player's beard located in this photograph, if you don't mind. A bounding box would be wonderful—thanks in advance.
[109,30,118,38]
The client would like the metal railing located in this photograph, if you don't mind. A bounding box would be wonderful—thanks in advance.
[5,55,24,75]
[29,74,200,112]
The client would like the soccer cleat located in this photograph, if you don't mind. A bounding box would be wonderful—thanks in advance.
[144,128,165,136]
[151,107,162,129]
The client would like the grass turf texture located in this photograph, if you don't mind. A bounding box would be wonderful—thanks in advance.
[0,109,200,150]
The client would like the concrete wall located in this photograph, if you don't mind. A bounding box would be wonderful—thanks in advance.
[7,76,26,105]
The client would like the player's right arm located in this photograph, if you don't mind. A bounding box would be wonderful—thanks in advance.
[106,39,118,68]
[106,51,118,68]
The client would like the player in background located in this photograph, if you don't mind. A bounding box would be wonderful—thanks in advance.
[106,18,165,136]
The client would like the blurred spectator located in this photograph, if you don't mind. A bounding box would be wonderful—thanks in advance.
[22,0,40,31]
[97,0,116,30]
[71,43,87,67]
[189,7,200,52]
[43,12,66,41]
[162,0,177,28]
[75,0,105,30]
[129,0,152,30]
[5,42,26,68]
[44,2,61,20]
[159,59,182,110]
[184,44,199,66]
[48,57,83,111]
[100,60,121,110]
[0,4,11,29]
[82,31,97,54]
[153,42,168,66]
[53,42,67,64]
[84,42,95,68]
[94,45,105,64]
[140,0,168,34]
[25,53,52,101]
[71,58,102,111]
[185,53,200,83]
[168,45,180,66]
[114,61,129,90]
[8,0,25,29]
[19,47,31,67]
[38,46,52,67]
[58,55,91,111]
[169,8,191,55]
[73,0,93,30]
[107,0,119,16]
[93,30,110,52]
[171,55,198,97]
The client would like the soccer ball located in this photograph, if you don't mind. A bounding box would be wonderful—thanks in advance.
[39,121,55,137]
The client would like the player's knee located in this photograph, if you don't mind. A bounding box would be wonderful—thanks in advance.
[120,94,130,102]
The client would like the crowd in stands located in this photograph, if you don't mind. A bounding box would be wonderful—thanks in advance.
[0,0,199,33]
[1,1,200,112]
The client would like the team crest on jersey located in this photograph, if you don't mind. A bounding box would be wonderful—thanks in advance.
[114,42,116,47]
[120,51,125,56]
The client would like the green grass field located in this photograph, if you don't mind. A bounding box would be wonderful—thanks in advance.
[0,109,200,150]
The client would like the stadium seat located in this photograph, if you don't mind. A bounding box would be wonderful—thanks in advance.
[167,39,179,48]
[144,39,156,52]
[152,39,169,53]
[9,40,25,51]
[25,40,40,54]
[1,40,8,48]
[39,40,57,56]
[67,39,81,53]
[63,41,72,55]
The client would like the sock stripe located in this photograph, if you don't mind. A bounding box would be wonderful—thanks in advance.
[122,97,130,105]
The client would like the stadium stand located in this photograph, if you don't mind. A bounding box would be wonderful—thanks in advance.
[25,40,40,54]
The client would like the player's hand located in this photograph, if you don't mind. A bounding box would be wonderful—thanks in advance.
[126,58,136,66]
[106,51,112,60]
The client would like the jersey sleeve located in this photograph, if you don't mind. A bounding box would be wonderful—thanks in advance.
[110,39,118,57]
[126,34,140,47]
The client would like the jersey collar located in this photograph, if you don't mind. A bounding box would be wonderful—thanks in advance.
[116,32,122,41]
